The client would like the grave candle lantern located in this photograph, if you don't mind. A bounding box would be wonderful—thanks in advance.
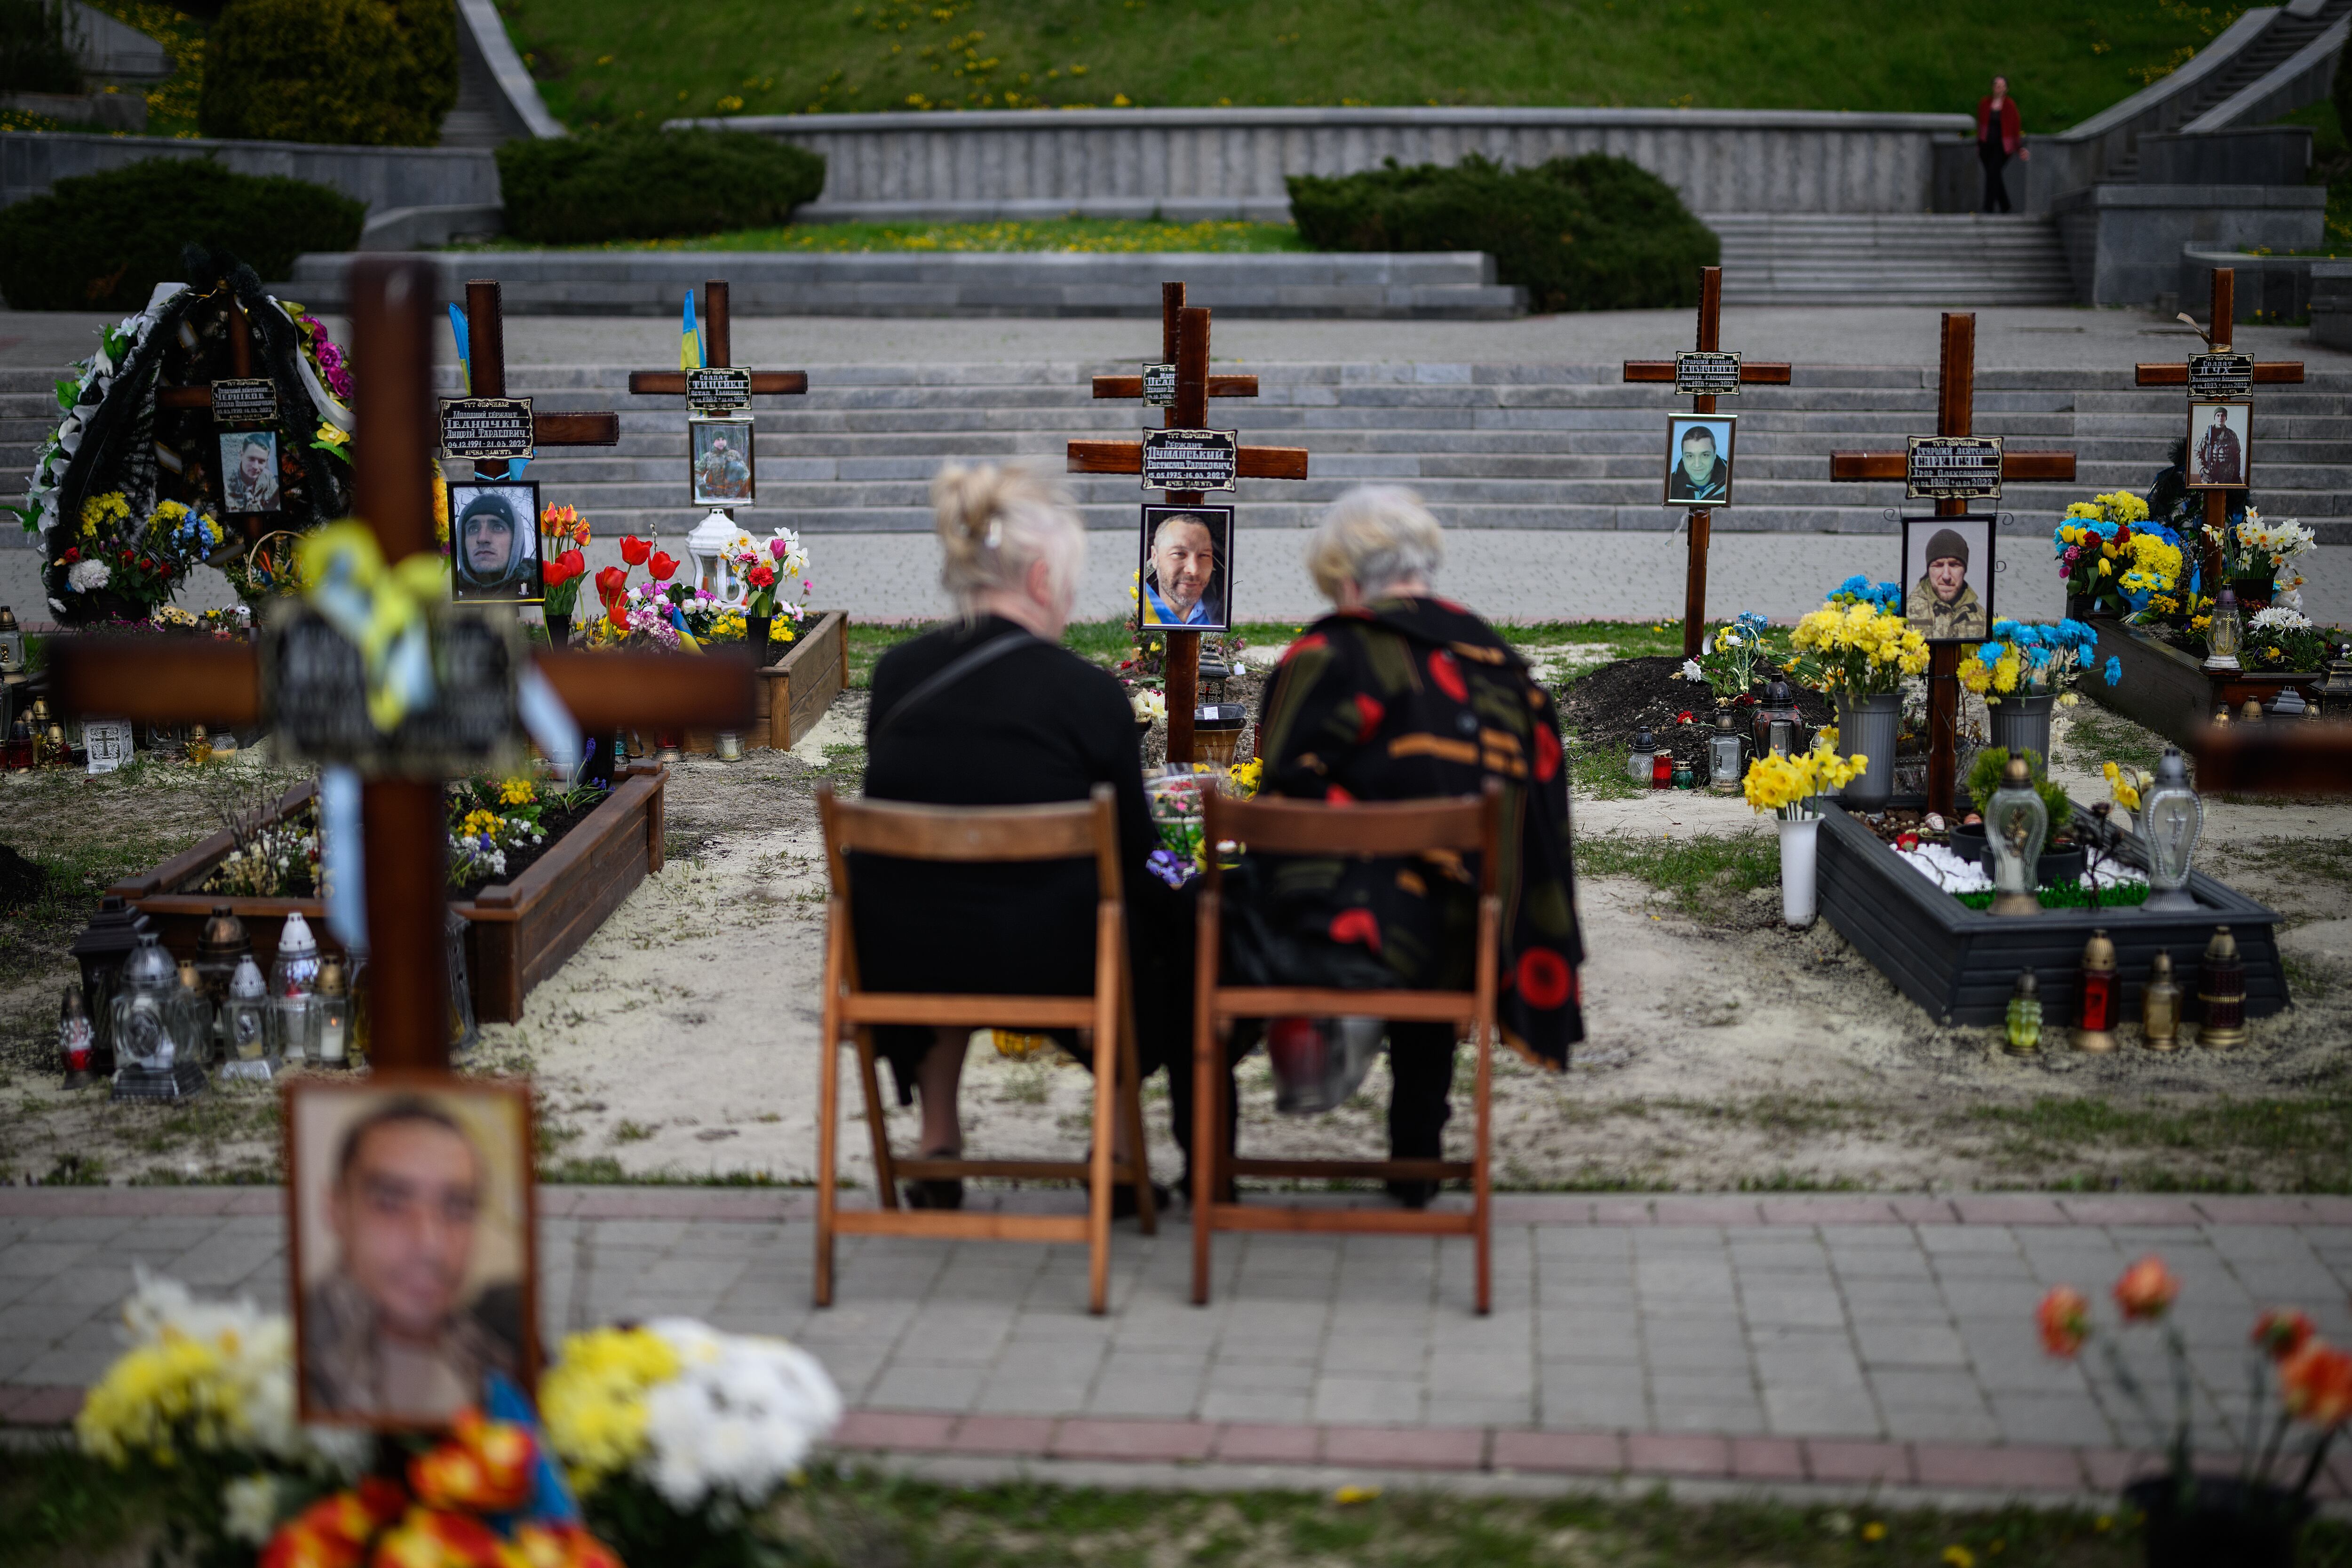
[217,954,273,1080]
[3,719,32,770]
[194,904,253,1039]
[1651,749,1673,789]
[685,508,749,608]
[110,932,208,1101]
[2074,928,2118,1053]
[58,982,93,1083]
[2197,926,2247,1049]
[268,911,322,1067]
[316,955,350,1067]
[1707,711,1748,793]
[69,893,150,1074]
[2003,970,2042,1054]
[1626,728,1656,784]
[2138,746,2202,912]
[2204,587,2243,671]
[1984,756,2048,917]
[2140,948,2182,1050]
[0,605,22,674]
[2318,648,2352,721]
[1752,676,1804,759]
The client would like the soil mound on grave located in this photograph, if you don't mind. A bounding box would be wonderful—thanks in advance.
[1559,654,1834,767]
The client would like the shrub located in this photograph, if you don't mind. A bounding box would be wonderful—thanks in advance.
[498,128,828,245]
[1287,152,1719,313]
[0,159,363,311]
[198,0,456,147]
[0,0,79,94]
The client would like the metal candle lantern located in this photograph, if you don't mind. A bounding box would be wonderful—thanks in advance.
[2074,928,2118,1053]
[2004,970,2042,1054]
[0,605,22,674]
[58,983,93,1083]
[69,893,151,1074]
[685,508,749,608]
[2197,925,2247,1049]
[2138,746,2203,912]
[1984,756,2048,917]
[110,932,207,1101]
[268,911,322,1067]
[194,904,253,1028]
[1753,676,1804,759]
[1707,711,1748,793]
[2318,649,2352,721]
[217,955,273,1080]
[1626,728,1656,785]
[1198,653,1232,706]
[2140,948,2182,1050]
[2204,587,2243,670]
[2270,687,2309,722]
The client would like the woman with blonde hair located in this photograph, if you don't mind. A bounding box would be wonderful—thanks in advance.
[850,462,1174,1209]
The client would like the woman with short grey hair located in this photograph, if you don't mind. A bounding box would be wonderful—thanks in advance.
[1225,486,1586,1207]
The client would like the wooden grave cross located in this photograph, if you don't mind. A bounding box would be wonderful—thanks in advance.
[1827,312,2080,820]
[2133,265,2304,594]
[1621,264,1794,659]
[53,257,755,1074]
[1066,281,1310,764]
[444,277,624,479]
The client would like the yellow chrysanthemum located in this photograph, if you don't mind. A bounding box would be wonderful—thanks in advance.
[498,778,535,806]
[539,1325,682,1496]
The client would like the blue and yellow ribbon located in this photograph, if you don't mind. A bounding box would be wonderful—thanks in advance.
[296,521,450,732]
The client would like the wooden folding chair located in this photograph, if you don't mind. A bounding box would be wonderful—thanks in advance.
[813,781,1156,1315]
[1192,780,1503,1314]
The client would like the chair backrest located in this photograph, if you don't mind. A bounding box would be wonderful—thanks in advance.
[1202,778,1502,898]
[817,781,1123,905]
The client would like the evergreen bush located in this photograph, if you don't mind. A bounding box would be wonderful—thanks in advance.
[0,0,79,94]
[497,128,827,245]
[0,159,364,311]
[1287,152,1719,312]
[197,0,456,147]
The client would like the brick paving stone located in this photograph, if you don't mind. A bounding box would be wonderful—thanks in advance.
[1493,1430,1623,1474]
[1730,1436,1808,1480]
[1,1385,84,1424]
[1213,1422,1322,1464]
[1806,1439,1914,1484]
[1912,1442,2087,1492]
[1322,1424,1484,1471]
[942,1415,1057,1453]
[1050,1418,1215,1462]
[834,1411,955,1449]
[1625,1432,1730,1476]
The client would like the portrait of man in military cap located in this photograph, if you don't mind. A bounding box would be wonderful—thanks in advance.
[288,1078,536,1427]
[448,482,544,603]
[219,431,282,515]
[690,416,756,505]
[1903,515,1994,642]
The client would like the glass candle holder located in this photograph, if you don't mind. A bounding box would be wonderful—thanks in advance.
[2197,925,2247,1048]
[1984,757,2048,917]
[2004,970,2042,1055]
[2074,929,2117,1053]
[2140,948,2182,1050]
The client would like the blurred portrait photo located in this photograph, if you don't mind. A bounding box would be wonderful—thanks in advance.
[690,416,756,505]
[220,431,282,515]
[287,1077,535,1427]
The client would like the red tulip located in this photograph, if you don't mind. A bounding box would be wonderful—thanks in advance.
[647,551,679,582]
[545,549,586,588]
[2036,1285,2091,1358]
[2114,1255,2180,1322]
[595,565,628,610]
[2281,1340,2352,1430]
[619,536,651,566]
[2257,1308,2317,1362]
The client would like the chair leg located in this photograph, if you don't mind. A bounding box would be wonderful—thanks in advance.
[852,1028,900,1212]
[1087,906,1119,1315]
[815,911,845,1309]
[1118,1005,1156,1237]
[1191,1016,1217,1308]
[1473,1018,1493,1317]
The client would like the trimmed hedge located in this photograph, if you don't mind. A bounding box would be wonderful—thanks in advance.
[0,159,363,311]
[497,128,827,245]
[198,0,457,147]
[1287,153,1719,313]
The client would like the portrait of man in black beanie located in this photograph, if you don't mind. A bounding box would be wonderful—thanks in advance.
[1906,520,1988,641]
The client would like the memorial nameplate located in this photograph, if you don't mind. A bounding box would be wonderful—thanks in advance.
[438,397,537,462]
[1140,428,1239,491]
[1906,435,2004,500]
[1142,362,1178,407]
[2188,352,2254,398]
[1674,350,1743,397]
[84,718,132,774]
[210,378,279,428]
[684,367,753,411]
[262,607,521,778]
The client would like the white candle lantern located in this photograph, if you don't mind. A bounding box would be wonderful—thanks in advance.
[686,508,750,609]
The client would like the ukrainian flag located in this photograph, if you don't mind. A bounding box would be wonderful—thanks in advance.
[680,289,702,372]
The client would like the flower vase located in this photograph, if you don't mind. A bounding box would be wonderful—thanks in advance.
[1834,692,1902,810]
[745,613,773,667]
[1776,813,1820,929]
[2125,1476,2309,1568]
[544,612,572,649]
[1989,693,2055,766]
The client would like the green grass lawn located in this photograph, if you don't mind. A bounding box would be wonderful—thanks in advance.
[457,216,1307,254]
[498,0,2252,130]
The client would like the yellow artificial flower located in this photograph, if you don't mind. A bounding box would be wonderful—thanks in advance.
[499,777,535,806]
[539,1325,683,1496]
[458,808,502,839]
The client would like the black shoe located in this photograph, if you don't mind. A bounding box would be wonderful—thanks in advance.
[903,1148,963,1210]
[1386,1178,1438,1210]
[1110,1180,1172,1222]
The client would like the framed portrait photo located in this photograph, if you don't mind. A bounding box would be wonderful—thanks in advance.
[1663,414,1736,507]
[285,1074,537,1428]
[1900,514,1996,643]
[1138,503,1233,632]
[219,430,283,516]
[2187,399,2250,490]
[448,480,544,604]
[689,415,756,507]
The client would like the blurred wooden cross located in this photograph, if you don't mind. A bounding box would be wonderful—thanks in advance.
[625,277,810,405]
[1622,265,1792,660]
[1066,281,1309,764]
[52,257,754,1073]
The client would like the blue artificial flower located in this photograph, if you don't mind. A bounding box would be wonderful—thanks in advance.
[1979,643,2003,668]
[2104,655,2122,686]
[1871,582,1900,612]
[1989,619,2022,642]
[1835,573,1870,598]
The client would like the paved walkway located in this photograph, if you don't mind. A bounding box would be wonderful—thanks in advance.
[8,1186,2352,1504]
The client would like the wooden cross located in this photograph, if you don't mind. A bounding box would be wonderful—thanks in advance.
[1827,313,2080,820]
[454,278,622,478]
[49,257,755,1072]
[625,278,810,405]
[2133,266,2305,591]
[1066,281,1309,764]
[1622,265,1792,660]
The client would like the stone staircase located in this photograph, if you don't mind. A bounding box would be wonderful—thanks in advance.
[9,362,2352,546]
[1707,215,2078,306]
[2108,0,2352,175]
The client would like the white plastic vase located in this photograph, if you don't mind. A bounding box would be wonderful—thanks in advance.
[1777,814,1820,928]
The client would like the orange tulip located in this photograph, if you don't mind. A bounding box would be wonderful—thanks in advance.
[2255,1308,2317,1362]
[2281,1341,2352,1430]
[2037,1285,2091,1358]
[2113,1256,2179,1322]
[410,1411,536,1513]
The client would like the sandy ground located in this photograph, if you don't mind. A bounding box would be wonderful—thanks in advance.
[5,657,2350,1194]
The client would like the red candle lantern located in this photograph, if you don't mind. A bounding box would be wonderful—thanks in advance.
[1651,750,1672,789]
[2074,928,2117,1053]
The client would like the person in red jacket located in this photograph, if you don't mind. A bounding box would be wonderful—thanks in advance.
[1977,75,2029,213]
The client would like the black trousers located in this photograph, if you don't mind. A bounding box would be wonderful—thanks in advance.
[1979,143,2012,214]
[1171,1020,1458,1175]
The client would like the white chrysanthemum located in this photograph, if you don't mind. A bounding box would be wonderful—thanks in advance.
[632,1320,842,1511]
[2250,605,2312,631]
[67,559,110,592]
[221,1474,279,1545]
